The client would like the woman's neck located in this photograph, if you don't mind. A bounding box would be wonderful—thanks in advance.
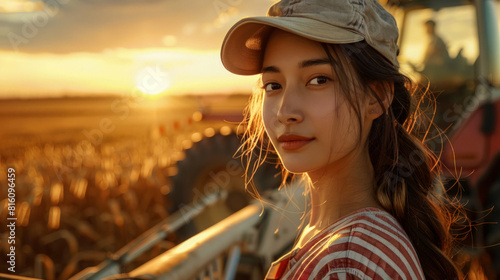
[305,146,381,230]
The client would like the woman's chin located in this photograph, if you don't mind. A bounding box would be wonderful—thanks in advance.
[281,162,314,174]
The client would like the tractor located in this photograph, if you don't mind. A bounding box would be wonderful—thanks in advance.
[383,0,500,277]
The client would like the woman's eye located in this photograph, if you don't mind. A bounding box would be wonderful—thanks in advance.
[264,82,282,92]
[308,76,331,85]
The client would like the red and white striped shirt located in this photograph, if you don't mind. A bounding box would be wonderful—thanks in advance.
[265,207,425,280]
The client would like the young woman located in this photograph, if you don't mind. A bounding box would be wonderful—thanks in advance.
[221,0,462,279]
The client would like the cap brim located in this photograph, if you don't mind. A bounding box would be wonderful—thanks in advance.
[221,17,364,75]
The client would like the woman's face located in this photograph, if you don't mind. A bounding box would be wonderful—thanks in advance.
[261,30,371,174]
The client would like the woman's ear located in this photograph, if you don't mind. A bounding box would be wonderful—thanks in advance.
[366,81,394,119]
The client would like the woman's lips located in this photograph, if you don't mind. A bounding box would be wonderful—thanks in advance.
[277,134,315,151]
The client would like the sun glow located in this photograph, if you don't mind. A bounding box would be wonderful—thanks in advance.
[0,0,43,13]
[134,66,171,95]
[0,48,259,98]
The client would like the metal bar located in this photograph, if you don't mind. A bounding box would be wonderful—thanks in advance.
[208,261,214,280]
[70,191,225,280]
[476,0,500,88]
[126,203,263,280]
[101,186,304,280]
[119,191,226,263]
[215,256,223,280]
[223,246,241,280]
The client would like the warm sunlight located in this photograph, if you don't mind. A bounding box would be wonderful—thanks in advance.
[135,65,172,95]
[0,0,43,13]
[0,48,259,98]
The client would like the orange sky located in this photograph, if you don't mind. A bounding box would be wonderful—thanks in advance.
[0,0,498,98]
[0,48,260,97]
[0,0,272,98]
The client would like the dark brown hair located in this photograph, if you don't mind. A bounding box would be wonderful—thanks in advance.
[238,40,463,279]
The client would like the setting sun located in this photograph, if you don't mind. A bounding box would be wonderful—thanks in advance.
[135,66,171,95]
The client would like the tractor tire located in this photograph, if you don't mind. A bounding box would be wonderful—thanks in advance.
[169,133,282,235]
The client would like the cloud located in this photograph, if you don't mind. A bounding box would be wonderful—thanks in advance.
[0,0,272,53]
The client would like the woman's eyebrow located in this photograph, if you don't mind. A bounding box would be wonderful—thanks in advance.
[262,66,280,73]
[300,58,331,68]
[261,58,331,74]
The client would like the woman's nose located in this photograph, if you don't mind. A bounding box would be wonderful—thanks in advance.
[277,86,303,125]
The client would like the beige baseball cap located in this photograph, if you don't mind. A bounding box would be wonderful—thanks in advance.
[221,0,399,75]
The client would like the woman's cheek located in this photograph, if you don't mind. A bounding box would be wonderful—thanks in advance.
[262,104,276,140]
[262,97,278,128]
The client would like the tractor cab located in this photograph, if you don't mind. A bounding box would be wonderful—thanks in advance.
[386,0,500,277]
[386,0,500,131]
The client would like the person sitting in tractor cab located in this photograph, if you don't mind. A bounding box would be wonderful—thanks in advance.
[410,18,474,131]
[421,19,454,84]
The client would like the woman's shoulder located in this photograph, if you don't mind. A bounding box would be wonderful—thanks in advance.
[321,207,412,247]
[286,208,425,280]
[330,208,421,261]
[327,207,409,239]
